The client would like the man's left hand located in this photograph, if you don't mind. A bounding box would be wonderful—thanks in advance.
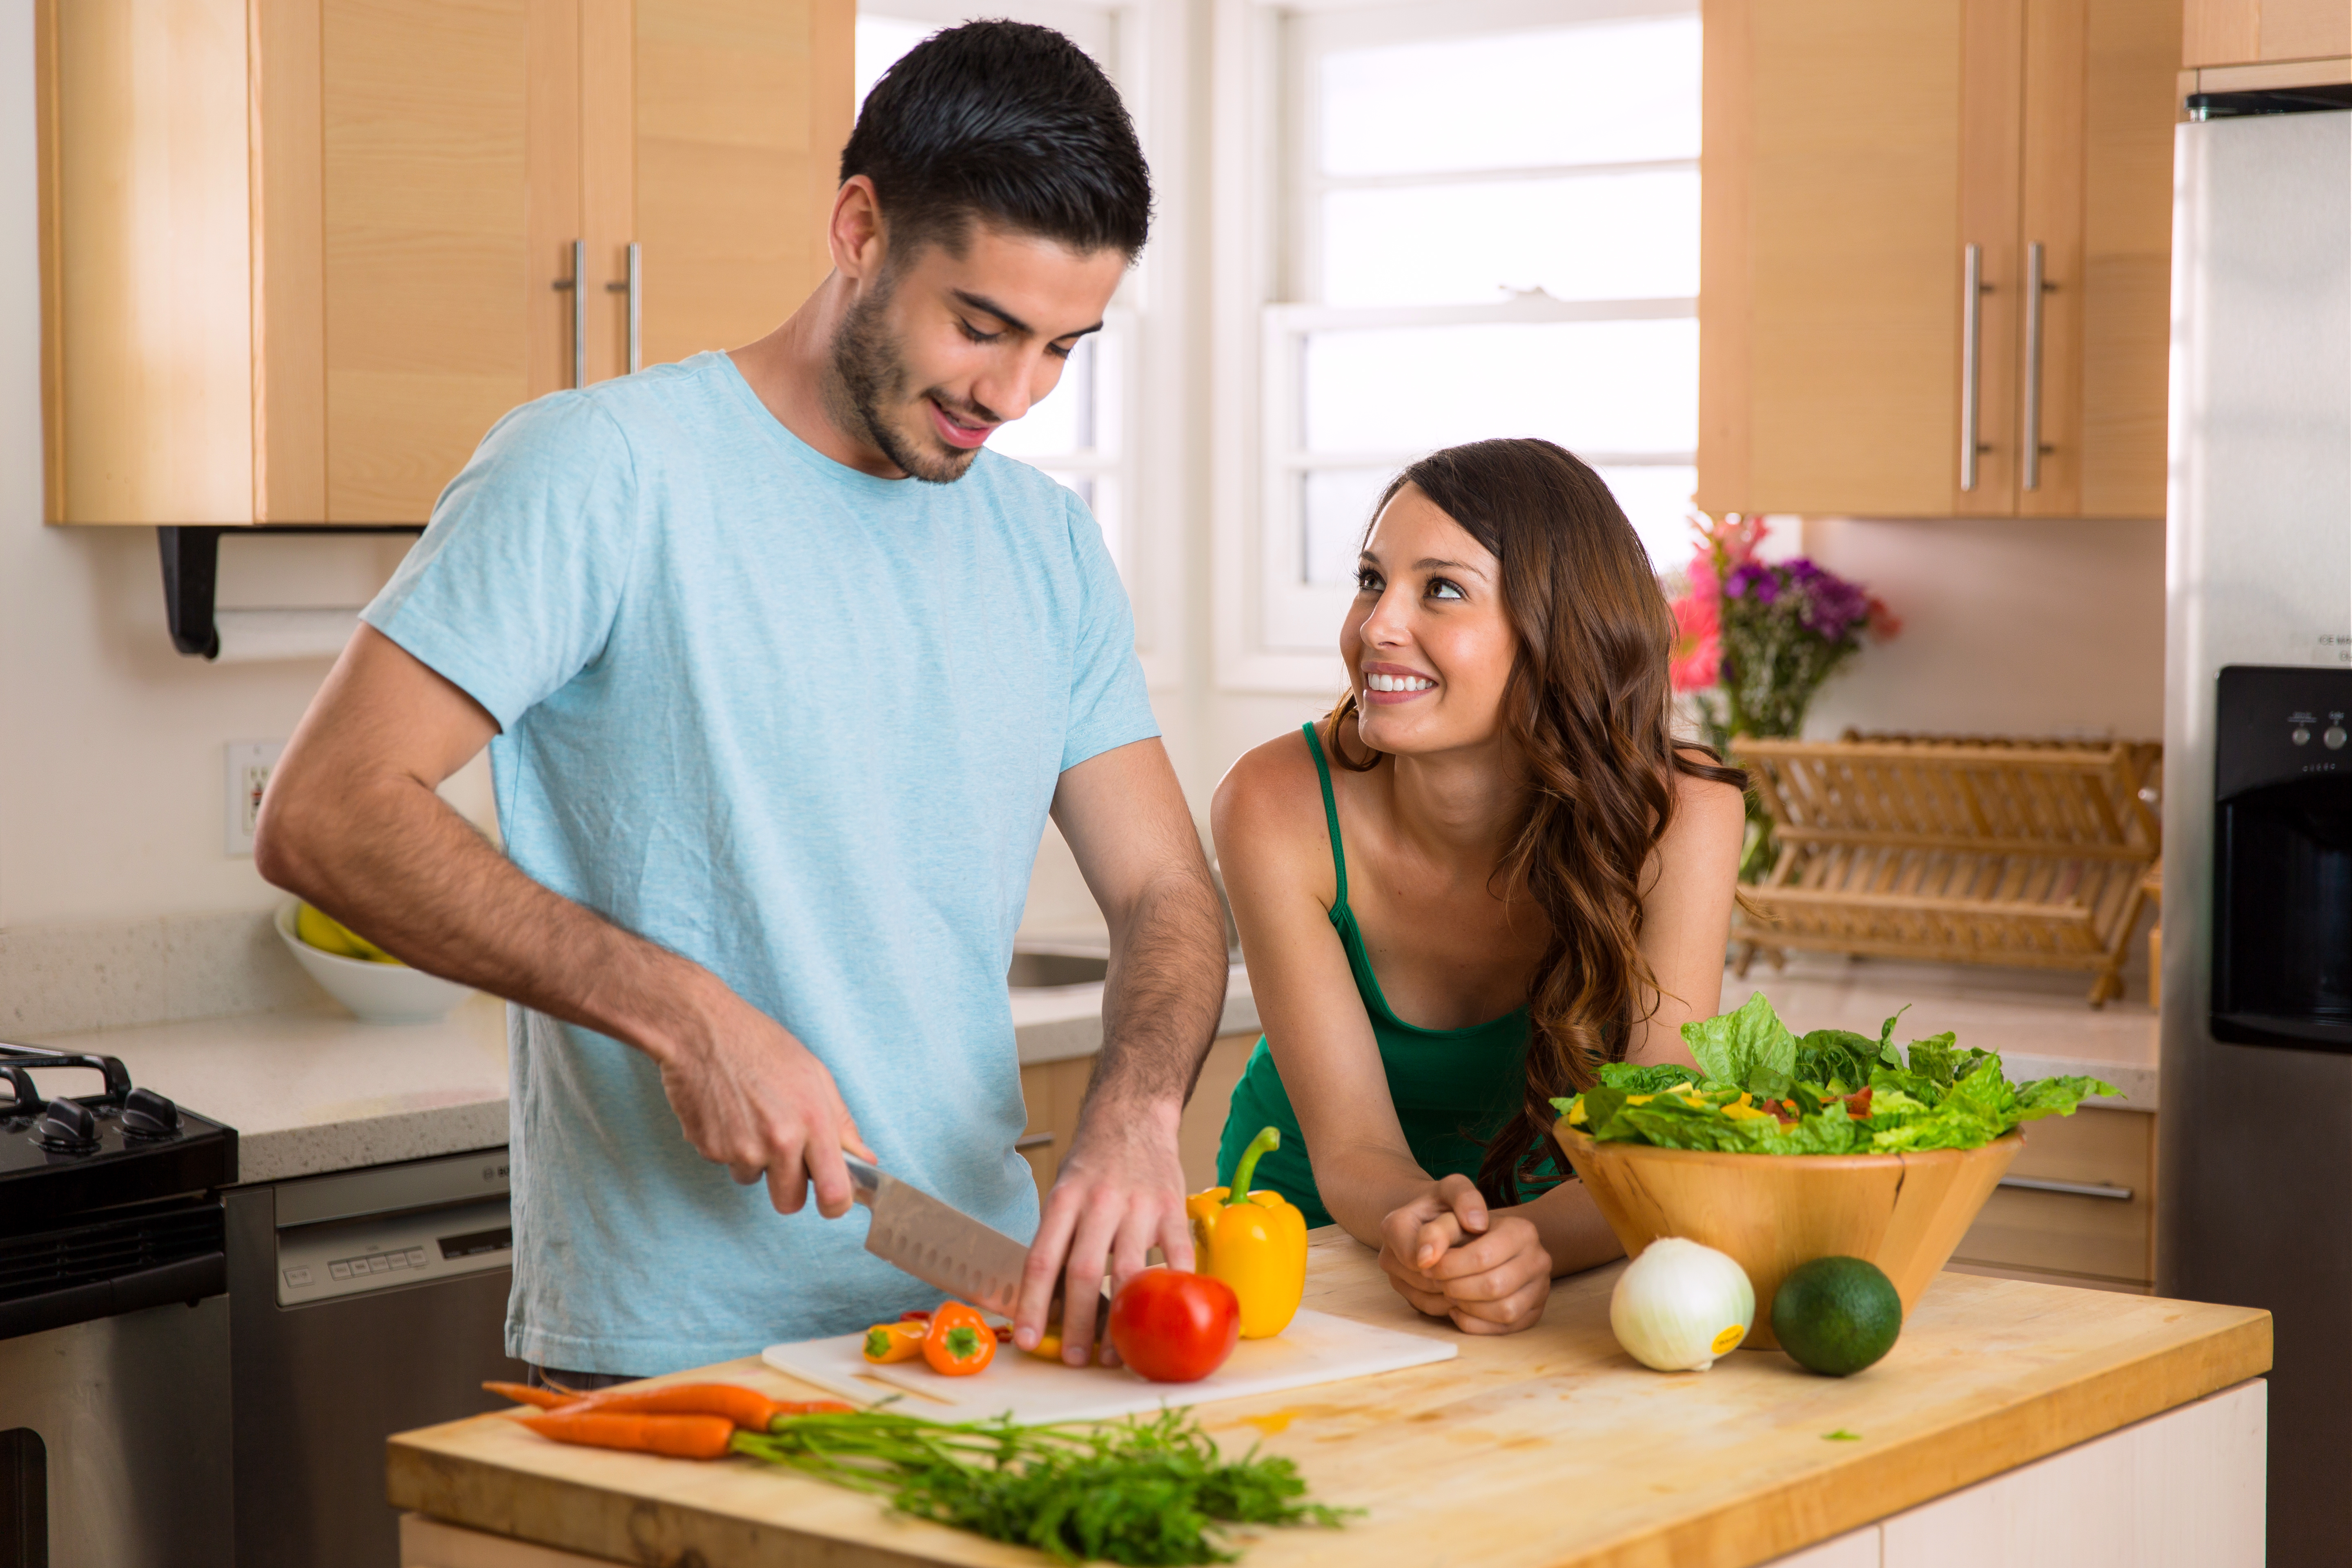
[1013,1097,1193,1365]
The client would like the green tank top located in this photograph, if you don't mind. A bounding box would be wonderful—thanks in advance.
[1215,723,1555,1229]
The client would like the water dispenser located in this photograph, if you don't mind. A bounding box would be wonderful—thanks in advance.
[2211,666,2352,1049]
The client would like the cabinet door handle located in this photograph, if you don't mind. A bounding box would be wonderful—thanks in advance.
[1960,243,1989,492]
[605,241,640,376]
[1014,1132,1056,1151]
[2000,1174,2133,1201]
[2022,241,2052,491]
[552,239,587,389]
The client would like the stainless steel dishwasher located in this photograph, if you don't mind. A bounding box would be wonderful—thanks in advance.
[226,1147,523,1568]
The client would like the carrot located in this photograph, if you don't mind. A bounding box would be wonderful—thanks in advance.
[566,1383,787,1430]
[482,1380,573,1411]
[521,1410,735,1459]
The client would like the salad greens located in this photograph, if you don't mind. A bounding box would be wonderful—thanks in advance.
[1553,991,2118,1155]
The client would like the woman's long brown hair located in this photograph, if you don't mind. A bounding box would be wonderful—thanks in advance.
[1322,439,1748,1206]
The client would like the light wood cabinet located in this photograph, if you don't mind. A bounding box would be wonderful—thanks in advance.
[36,0,851,528]
[1949,1106,2156,1291]
[1697,0,2180,520]
[2185,0,2351,70]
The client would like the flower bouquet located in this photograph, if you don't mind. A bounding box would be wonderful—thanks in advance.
[1668,515,1900,879]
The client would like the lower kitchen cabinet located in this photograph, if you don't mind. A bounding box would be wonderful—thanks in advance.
[1949,1106,2155,1292]
[1018,1034,1258,1203]
[1763,1379,2263,1567]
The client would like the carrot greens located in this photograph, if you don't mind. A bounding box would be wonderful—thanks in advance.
[731,1406,1353,1565]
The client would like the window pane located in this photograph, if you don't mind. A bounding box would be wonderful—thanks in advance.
[1592,464,1698,574]
[991,336,1097,459]
[1319,17,1700,178]
[1322,169,1698,307]
[1303,467,1396,584]
[1301,319,1697,457]
[856,16,934,109]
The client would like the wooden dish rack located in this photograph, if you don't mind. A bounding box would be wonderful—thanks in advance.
[1730,734,2162,1007]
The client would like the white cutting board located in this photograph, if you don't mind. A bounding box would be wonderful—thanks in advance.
[762,1307,1456,1425]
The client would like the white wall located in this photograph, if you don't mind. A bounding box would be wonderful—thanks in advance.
[1800,516,2167,743]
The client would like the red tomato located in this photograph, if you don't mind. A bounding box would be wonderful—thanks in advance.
[1107,1269,1240,1383]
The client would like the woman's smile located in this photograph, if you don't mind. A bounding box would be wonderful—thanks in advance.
[1362,663,1439,702]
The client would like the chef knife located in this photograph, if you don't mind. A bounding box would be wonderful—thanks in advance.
[844,1154,1031,1320]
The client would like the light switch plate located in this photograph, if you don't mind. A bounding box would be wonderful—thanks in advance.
[225,740,286,855]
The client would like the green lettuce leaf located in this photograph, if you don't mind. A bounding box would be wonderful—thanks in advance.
[1682,991,1797,1096]
[2012,1074,2120,1120]
[1795,1029,1883,1096]
[1595,1062,1707,1095]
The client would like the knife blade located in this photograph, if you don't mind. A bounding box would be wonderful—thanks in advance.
[844,1154,1031,1319]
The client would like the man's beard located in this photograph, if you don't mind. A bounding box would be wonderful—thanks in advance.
[825,280,981,485]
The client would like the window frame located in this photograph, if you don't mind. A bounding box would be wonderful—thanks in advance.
[854,0,1187,690]
[1212,0,1702,689]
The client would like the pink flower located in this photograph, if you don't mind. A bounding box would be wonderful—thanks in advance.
[1669,592,1722,693]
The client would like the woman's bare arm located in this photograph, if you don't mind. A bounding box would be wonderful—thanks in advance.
[1624,767,1748,1069]
[1213,736,1434,1246]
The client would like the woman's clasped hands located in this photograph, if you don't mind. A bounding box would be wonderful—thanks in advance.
[1377,1173,1554,1334]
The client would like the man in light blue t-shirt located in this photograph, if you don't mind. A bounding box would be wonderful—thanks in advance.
[258,23,1228,1380]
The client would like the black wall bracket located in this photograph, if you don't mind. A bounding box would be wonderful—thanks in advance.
[157,526,426,660]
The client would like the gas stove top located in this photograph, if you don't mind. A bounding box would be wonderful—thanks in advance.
[1,1042,237,1235]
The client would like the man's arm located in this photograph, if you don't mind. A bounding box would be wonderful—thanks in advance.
[1011,739,1228,1364]
[256,625,873,1217]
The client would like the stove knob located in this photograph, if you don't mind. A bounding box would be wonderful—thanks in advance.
[120,1087,182,1138]
[2327,726,2348,752]
[34,1097,101,1154]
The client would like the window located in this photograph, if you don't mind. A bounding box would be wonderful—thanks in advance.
[854,5,1141,576]
[1252,2,1702,660]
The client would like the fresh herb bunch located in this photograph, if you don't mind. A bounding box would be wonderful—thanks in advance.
[1553,992,2117,1155]
[732,1406,1354,1566]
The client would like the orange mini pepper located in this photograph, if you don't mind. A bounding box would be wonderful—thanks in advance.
[923,1301,997,1376]
[862,1321,927,1364]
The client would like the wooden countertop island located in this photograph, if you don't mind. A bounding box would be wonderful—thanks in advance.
[390,1232,2270,1568]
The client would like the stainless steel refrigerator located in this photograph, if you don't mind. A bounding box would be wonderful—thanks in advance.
[2161,92,2352,1567]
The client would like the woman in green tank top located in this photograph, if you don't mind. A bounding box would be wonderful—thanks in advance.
[1212,439,1747,1336]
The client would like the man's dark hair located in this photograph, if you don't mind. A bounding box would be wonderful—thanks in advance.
[840,20,1152,262]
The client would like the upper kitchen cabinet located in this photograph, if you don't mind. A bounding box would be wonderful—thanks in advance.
[2184,0,2350,74]
[36,0,852,528]
[1696,0,2181,520]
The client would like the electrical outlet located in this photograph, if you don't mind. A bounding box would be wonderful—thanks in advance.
[226,740,286,856]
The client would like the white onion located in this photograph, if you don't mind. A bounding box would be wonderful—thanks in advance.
[1610,1238,1756,1372]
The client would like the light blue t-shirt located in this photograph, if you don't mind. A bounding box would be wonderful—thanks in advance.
[363,352,1157,1374]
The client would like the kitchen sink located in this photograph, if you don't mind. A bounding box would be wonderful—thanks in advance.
[1007,951,1110,987]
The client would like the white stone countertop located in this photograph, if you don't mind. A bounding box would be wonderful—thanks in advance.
[43,991,513,1185]
[37,964,1261,1186]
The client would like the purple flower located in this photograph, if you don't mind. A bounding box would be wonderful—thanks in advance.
[1725,562,1779,603]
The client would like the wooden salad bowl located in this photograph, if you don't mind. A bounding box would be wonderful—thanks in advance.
[1556,1123,2022,1350]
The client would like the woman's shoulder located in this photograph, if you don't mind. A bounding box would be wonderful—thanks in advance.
[1663,746,1748,847]
[1212,727,1336,868]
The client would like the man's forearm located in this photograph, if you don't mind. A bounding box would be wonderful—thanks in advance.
[1079,866,1228,1121]
[260,766,715,1064]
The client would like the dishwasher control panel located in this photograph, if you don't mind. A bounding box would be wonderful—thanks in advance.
[276,1195,512,1307]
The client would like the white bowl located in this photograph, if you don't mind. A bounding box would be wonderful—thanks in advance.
[274,899,474,1024]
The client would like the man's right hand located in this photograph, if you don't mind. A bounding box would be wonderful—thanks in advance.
[652,986,877,1219]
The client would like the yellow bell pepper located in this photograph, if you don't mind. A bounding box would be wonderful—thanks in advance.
[1186,1126,1308,1339]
